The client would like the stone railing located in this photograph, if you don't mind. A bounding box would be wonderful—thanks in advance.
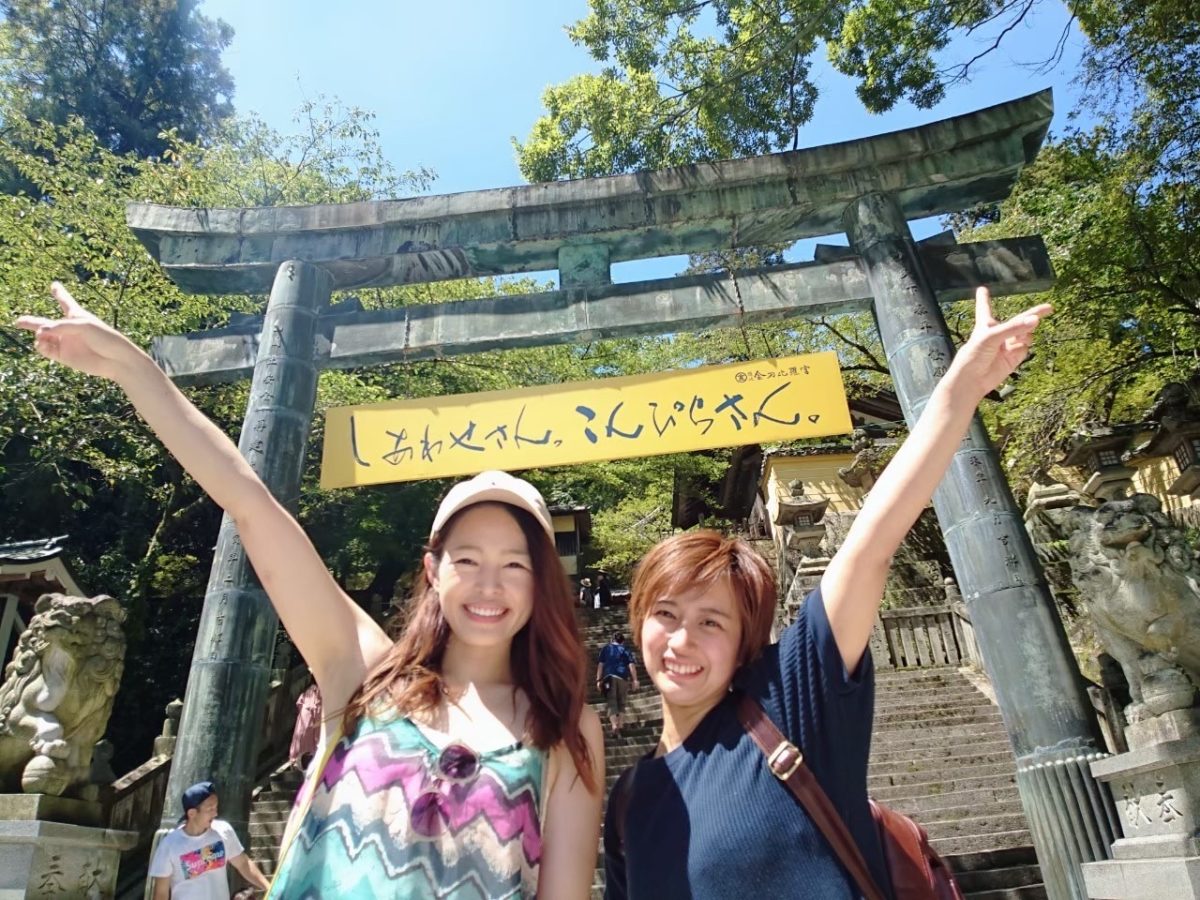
[873,604,970,669]
[948,600,984,669]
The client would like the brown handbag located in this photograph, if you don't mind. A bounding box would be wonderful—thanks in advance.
[736,693,965,900]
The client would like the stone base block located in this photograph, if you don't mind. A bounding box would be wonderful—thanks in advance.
[0,794,103,828]
[1126,707,1200,750]
[1084,856,1200,899]
[1091,736,1200,852]
[0,799,137,900]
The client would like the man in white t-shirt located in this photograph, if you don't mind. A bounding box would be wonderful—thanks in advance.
[149,781,270,900]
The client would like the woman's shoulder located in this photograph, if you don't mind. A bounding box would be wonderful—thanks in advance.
[546,705,603,794]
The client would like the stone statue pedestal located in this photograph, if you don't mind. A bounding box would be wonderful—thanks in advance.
[0,794,137,899]
[1083,712,1200,898]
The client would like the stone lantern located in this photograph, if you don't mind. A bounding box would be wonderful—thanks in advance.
[774,479,830,558]
[1137,425,1200,498]
[1127,376,1200,501]
[1061,424,1137,502]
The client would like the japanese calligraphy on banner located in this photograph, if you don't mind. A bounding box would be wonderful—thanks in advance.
[320,352,852,489]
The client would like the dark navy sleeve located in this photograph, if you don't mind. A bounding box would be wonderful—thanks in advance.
[736,585,874,771]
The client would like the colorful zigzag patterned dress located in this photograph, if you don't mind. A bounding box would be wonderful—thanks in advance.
[269,710,547,899]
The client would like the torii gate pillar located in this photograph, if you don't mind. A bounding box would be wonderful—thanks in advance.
[845,192,1121,900]
[156,261,331,841]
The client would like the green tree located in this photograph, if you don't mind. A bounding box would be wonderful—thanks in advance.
[962,131,1200,480]
[515,0,1198,182]
[0,98,444,770]
[0,0,235,158]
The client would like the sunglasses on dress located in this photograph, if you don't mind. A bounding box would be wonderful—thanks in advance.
[411,743,480,838]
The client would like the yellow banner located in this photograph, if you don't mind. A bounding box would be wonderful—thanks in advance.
[320,353,852,488]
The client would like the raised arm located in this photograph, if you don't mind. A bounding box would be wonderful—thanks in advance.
[821,288,1052,671]
[17,283,391,712]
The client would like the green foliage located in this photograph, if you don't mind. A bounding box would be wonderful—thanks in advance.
[517,0,1064,180]
[517,1,1200,183]
[963,129,1200,481]
[0,0,235,159]
[0,99,441,770]
[1074,0,1200,182]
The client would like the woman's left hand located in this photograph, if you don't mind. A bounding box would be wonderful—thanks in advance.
[946,286,1052,401]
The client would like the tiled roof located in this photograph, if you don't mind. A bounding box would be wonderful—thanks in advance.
[0,535,69,565]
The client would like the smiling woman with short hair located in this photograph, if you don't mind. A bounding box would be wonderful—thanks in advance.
[603,288,1052,900]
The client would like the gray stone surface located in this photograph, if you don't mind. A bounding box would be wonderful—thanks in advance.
[1088,736,1200,865]
[126,91,1053,294]
[0,818,136,899]
[1125,707,1200,749]
[1083,856,1200,899]
[1053,494,1200,732]
[151,236,1054,386]
[0,595,126,797]
[0,794,102,827]
[844,189,1117,900]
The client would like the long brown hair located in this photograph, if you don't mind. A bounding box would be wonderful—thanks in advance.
[343,502,597,792]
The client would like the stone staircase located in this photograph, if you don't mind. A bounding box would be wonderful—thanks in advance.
[243,605,1047,899]
[247,763,304,880]
[871,667,1046,899]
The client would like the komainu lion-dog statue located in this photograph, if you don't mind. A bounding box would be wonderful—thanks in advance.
[0,593,126,795]
[1057,494,1200,723]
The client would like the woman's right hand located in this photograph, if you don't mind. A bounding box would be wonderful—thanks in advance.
[15,282,144,381]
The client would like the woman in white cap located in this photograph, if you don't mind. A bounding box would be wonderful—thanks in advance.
[18,284,604,899]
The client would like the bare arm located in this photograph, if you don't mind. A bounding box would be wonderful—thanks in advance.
[17,284,391,712]
[821,289,1052,671]
[538,707,605,899]
[152,877,171,900]
[229,852,271,891]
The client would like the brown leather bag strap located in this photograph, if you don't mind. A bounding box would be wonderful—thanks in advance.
[736,693,888,900]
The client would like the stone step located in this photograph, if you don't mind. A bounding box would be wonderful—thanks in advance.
[872,724,1010,748]
[955,862,1044,893]
[874,708,1003,729]
[918,811,1031,841]
[870,757,1017,785]
[870,737,1012,765]
[930,829,1033,857]
[968,886,1047,900]
[875,667,968,684]
[877,694,995,715]
[250,799,295,815]
[882,785,1022,817]
[916,802,1029,832]
[250,814,291,830]
[250,821,288,841]
[946,846,1038,874]
[873,772,1017,803]
[870,759,1014,789]
[876,676,987,694]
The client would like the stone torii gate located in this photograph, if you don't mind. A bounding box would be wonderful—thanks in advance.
[128,89,1117,899]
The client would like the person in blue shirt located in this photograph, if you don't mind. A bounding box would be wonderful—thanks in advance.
[604,288,1051,899]
[596,633,640,737]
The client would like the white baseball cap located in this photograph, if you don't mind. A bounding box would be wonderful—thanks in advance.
[430,470,555,541]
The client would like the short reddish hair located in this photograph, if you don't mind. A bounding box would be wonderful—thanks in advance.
[629,530,776,666]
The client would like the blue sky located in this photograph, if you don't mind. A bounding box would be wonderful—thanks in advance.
[200,0,1092,279]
